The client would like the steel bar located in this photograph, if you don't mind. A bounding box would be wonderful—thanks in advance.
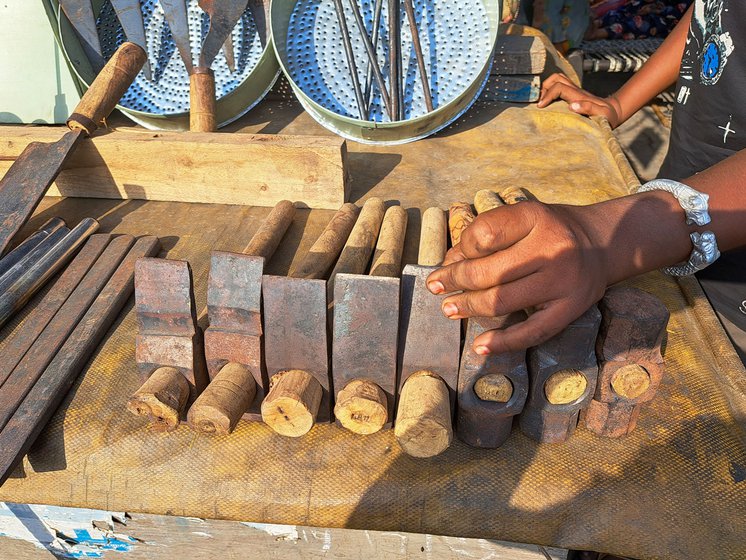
[387,0,401,120]
[0,219,99,330]
[0,236,160,486]
[334,0,367,120]
[403,0,433,112]
[363,0,384,116]
[0,235,111,391]
[0,227,71,295]
[0,218,66,276]
[0,235,133,432]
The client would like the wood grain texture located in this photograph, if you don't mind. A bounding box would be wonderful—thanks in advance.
[187,363,256,435]
[447,202,474,247]
[261,370,323,437]
[418,207,446,266]
[127,366,190,431]
[189,70,217,132]
[67,42,147,135]
[334,379,388,435]
[243,200,296,258]
[0,129,348,209]
[369,205,407,277]
[474,189,504,214]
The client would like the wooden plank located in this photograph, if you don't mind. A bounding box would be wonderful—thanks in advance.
[0,127,349,210]
[492,35,546,75]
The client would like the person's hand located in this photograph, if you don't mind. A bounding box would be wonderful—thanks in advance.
[537,73,624,128]
[426,201,609,354]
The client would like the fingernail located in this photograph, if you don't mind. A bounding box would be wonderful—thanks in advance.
[442,302,458,317]
[428,281,444,294]
[570,102,580,111]
[475,345,490,355]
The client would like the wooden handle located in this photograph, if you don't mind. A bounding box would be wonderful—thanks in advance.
[499,186,530,205]
[394,370,453,457]
[474,189,504,214]
[67,42,146,135]
[474,374,514,403]
[328,197,385,278]
[290,203,360,279]
[544,369,587,405]
[126,366,190,432]
[243,200,296,259]
[261,370,322,437]
[334,379,388,435]
[448,202,475,247]
[187,363,256,435]
[369,205,407,277]
[190,68,217,132]
[418,207,447,266]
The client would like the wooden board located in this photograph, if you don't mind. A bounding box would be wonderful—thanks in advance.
[0,127,348,210]
[492,35,546,75]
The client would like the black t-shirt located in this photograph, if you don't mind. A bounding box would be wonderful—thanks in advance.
[659,0,745,179]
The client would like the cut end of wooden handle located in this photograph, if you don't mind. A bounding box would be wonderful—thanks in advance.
[68,42,147,135]
[474,374,514,403]
[499,187,530,205]
[448,202,475,247]
[261,369,322,437]
[187,362,257,435]
[610,364,651,399]
[474,190,504,214]
[126,366,189,431]
[418,207,447,266]
[190,69,217,133]
[394,371,453,458]
[544,369,587,405]
[334,379,388,435]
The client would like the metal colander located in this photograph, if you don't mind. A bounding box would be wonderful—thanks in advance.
[58,0,279,130]
[272,0,500,144]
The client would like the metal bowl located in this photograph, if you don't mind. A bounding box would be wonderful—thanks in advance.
[58,0,280,130]
[271,0,500,144]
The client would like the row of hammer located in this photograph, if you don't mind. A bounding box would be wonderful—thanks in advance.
[127,188,669,458]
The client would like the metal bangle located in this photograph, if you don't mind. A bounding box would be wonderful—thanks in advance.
[636,178,720,276]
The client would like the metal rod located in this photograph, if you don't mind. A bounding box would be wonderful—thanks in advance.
[363,0,384,117]
[387,0,401,121]
[0,227,71,296]
[0,218,99,330]
[0,218,66,278]
[403,0,433,112]
[332,0,367,120]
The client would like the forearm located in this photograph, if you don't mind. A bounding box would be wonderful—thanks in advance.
[571,148,746,286]
[608,7,692,124]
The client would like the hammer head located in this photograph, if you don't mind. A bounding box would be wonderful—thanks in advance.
[332,273,400,429]
[398,264,461,407]
[262,275,331,423]
[135,258,208,398]
[457,314,528,448]
[204,251,266,420]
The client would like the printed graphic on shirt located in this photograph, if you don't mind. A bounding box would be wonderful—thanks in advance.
[679,0,735,85]
[676,84,691,104]
[718,115,736,143]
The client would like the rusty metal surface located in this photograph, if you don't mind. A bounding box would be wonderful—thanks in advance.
[398,264,461,406]
[0,131,83,256]
[204,251,266,420]
[111,0,153,80]
[262,275,331,423]
[519,306,602,443]
[135,258,208,396]
[332,273,400,428]
[0,218,66,277]
[457,313,528,448]
[59,0,105,70]
[0,227,71,293]
[198,0,250,68]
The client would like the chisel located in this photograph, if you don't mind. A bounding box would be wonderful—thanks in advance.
[0,42,146,256]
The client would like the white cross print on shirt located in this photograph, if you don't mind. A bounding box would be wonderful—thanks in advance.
[718,116,736,143]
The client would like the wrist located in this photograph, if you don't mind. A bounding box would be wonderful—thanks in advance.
[604,94,624,128]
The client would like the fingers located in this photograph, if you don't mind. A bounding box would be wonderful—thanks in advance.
[567,99,616,121]
[442,244,467,267]
[427,244,541,295]
[456,205,536,259]
[538,73,578,107]
[439,275,542,319]
[471,301,582,354]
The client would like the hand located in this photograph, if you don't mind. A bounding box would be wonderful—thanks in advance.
[537,73,623,128]
[426,201,609,354]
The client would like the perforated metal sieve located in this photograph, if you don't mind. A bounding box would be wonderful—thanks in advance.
[58,0,279,130]
[272,0,500,144]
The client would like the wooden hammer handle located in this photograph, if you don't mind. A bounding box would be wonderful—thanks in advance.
[448,202,475,247]
[243,200,296,259]
[418,207,447,266]
[329,197,386,279]
[67,42,146,135]
[190,68,217,132]
[369,205,408,278]
[474,190,504,214]
[290,203,360,279]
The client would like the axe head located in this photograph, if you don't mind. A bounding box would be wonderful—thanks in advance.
[204,251,266,420]
[398,265,461,407]
[262,275,331,423]
[332,273,400,428]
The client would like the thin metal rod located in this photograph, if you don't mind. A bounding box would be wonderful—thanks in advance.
[387,0,400,121]
[0,218,99,330]
[0,227,70,296]
[0,218,66,278]
[346,0,392,120]
[363,0,384,116]
[332,0,367,120]
[403,0,433,112]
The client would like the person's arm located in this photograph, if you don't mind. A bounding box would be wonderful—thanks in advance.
[536,6,693,128]
[425,148,746,354]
